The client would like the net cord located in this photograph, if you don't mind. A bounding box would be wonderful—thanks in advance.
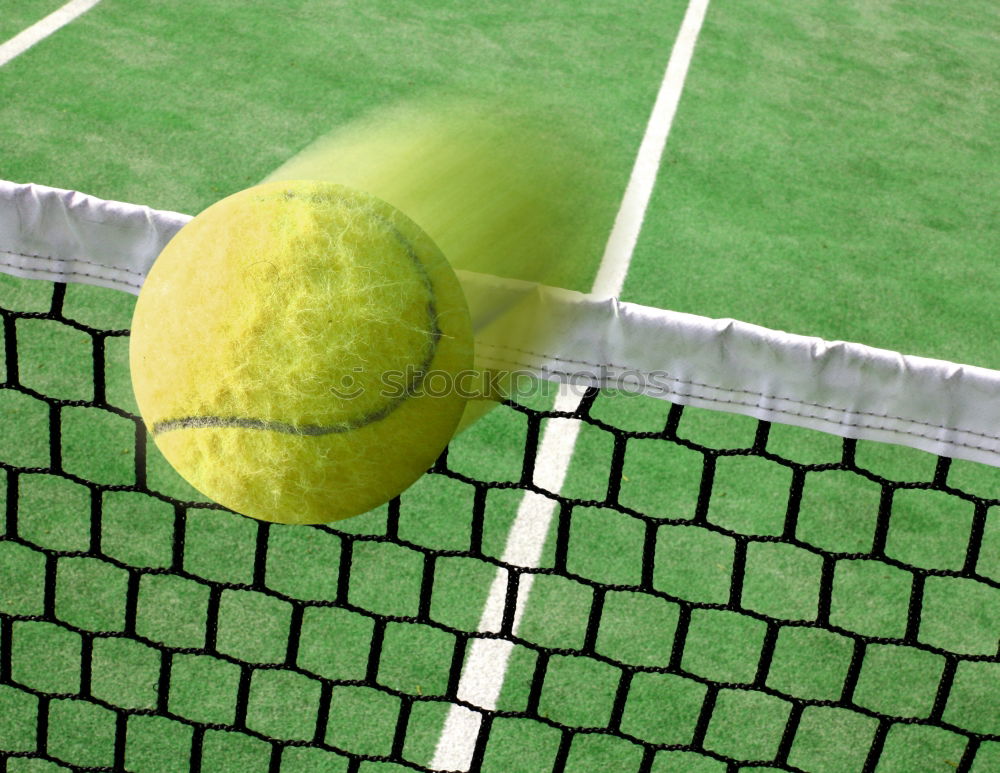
[2,178,998,470]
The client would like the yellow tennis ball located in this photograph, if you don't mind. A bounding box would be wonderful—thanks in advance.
[129,180,474,524]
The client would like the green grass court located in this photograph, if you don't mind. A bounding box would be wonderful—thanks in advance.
[0,1,998,771]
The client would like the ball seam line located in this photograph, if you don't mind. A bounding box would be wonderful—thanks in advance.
[151,214,443,438]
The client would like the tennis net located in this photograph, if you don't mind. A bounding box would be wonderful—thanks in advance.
[0,182,997,772]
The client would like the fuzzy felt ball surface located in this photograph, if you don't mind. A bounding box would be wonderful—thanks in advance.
[130,180,474,524]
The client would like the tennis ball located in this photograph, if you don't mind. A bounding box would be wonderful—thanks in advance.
[129,180,474,524]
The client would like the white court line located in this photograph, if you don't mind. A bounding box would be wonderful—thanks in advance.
[592,0,711,300]
[0,0,103,68]
[429,1,712,770]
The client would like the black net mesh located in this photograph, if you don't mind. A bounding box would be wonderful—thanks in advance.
[0,280,998,772]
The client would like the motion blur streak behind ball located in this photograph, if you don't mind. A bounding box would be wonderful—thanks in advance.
[265,97,616,426]
[129,180,474,525]
[266,97,612,290]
